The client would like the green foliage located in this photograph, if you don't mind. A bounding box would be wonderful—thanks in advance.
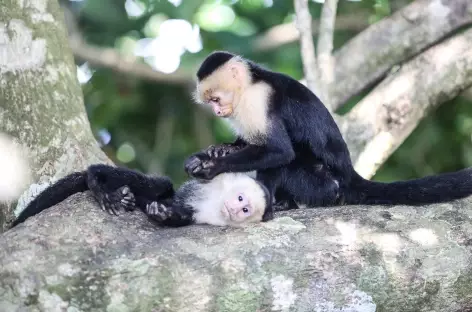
[368,0,391,24]
[73,0,472,186]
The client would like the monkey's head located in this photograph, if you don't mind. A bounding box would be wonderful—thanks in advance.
[218,173,272,226]
[193,51,251,118]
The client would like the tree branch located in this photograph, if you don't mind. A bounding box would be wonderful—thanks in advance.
[329,0,472,111]
[316,0,339,110]
[341,28,472,179]
[3,192,472,311]
[293,0,319,95]
[0,2,111,230]
[253,12,369,52]
[69,37,193,85]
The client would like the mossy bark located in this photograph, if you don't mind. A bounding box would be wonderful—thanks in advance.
[1,193,472,311]
[0,0,109,230]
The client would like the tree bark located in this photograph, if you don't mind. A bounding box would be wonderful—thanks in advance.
[0,0,110,230]
[341,27,472,178]
[1,192,471,312]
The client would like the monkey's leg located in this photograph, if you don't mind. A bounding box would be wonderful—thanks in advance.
[86,166,136,215]
[282,165,341,207]
[256,168,286,221]
[145,199,194,227]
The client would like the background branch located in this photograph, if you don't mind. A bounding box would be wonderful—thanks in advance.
[341,28,472,179]
[316,0,339,110]
[69,37,193,85]
[328,0,472,110]
[293,0,320,95]
[253,12,369,52]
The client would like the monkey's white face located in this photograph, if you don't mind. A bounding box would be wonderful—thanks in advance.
[194,58,250,118]
[194,56,271,142]
[222,191,253,223]
[219,175,266,226]
[206,89,235,117]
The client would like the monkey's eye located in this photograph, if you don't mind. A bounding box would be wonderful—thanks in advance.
[238,195,243,202]
[210,97,220,103]
[242,207,249,213]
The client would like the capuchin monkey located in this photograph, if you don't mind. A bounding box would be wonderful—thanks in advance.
[185,50,472,220]
[10,162,271,228]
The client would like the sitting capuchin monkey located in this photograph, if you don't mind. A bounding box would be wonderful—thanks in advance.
[184,50,472,220]
[10,161,272,229]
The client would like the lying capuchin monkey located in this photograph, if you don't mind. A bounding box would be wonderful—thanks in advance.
[10,160,271,229]
[185,50,472,220]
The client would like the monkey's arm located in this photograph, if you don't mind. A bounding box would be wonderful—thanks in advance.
[186,119,295,180]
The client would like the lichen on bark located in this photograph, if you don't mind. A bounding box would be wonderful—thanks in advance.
[1,193,472,311]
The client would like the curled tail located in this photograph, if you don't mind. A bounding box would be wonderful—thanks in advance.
[11,171,88,227]
[346,168,472,206]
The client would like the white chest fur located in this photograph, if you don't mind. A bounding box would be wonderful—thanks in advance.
[229,82,272,143]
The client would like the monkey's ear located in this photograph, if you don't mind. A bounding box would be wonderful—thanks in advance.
[229,62,246,81]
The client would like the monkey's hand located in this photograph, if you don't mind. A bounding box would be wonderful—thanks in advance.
[145,201,172,222]
[99,186,136,215]
[205,143,242,158]
[184,153,220,180]
[185,157,220,180]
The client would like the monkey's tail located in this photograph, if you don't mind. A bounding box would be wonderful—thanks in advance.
[346,168,472,206]
[10,171,88,228]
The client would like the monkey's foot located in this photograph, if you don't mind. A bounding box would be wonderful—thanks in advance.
[99,186,136,216]
[273,199,299,212]
[145,201,172,222]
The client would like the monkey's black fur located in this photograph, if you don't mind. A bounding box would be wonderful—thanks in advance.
[187,51,472,216]
[11,160,273,228]
[10,164,175,228]
[196,51,234,81]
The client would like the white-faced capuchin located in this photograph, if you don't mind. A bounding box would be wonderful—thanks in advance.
[185,50,472,220]
[10,161,271,229]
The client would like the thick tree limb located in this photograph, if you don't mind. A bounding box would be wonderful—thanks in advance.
[342,28,472,179]
[253,12,369,52]
[293,0,320,95]
[1,192,472,311]
[316,0,339,109]
[0,0,110,230]
[330,0,472,110]
[69,37,193,85]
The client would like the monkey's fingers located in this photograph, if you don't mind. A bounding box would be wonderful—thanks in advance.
[193,167,218,180]
[201,160,214,169]
[95,194,117,216]
[191,163,203,175]
[103,194,122,216]
[116,186,136,211]
[146,202,172,221]
[185,156,203,174]
[206,145,218,158]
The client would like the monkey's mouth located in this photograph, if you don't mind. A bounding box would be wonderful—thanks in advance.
[222,204,232,220]
[216,112,232,118]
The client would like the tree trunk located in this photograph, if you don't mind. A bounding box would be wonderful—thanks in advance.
[1,193,471,312]
[0,0,109,230]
